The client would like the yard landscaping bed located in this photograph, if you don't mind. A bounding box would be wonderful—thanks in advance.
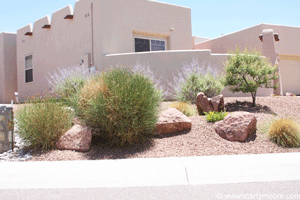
[19,96,300,162]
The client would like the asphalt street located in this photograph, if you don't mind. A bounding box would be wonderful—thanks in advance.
[1,180,300,200]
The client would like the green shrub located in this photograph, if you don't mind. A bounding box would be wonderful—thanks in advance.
[224,48,278,106]
[78,68,162,147]
[268,118,300,148]
[171,60,224,103]
[169,102,196,117]
[15,99,74,150]
[47,65,92,101]
[205,111,227,122]
[179,72,224,102]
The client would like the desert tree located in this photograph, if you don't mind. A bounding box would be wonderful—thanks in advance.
[224,48,278,106]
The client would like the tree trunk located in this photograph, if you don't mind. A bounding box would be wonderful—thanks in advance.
[251,92,256,107]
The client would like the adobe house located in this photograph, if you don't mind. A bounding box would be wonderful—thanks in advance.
[16,0,196,101]
[0,33,17,104]
[0,0,299,103]
[194,23,300,96]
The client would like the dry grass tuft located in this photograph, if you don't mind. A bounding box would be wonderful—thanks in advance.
[78,77,109,110]
[169,102,196,116]
[268,118,300,148]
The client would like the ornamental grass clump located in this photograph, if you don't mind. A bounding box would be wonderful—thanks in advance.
[268,118,300,148]
[169,102,196,117]
[15,98,74,150]
[78,68,162,147]
[205,111,227,123]
[77,76,108,113]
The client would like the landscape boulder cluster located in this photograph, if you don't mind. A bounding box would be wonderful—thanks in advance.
[196,92,224,115]
[55,92,259,152]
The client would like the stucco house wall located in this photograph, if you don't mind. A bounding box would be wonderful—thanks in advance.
[16,0,192,101]
[194,23,300,95]
[0,33,17,104]
[193,36,211,46]
[194,23,300,55]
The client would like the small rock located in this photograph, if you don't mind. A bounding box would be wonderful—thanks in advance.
[286,92,295,97]
[155,108,192,135]
[196,92,214,115]
[213,112,257,142]
[211,94,224,112]
[56,124,92,152]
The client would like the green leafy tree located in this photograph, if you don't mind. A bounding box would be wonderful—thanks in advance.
[224,48,278,106]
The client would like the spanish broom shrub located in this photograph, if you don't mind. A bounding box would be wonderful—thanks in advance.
[15,99,74,150]
[78,68,162,147]
[268,118,300,148]
[169,102,196,117]
[205,111,227,122]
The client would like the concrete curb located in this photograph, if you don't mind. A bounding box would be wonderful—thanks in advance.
[0,153,300,189]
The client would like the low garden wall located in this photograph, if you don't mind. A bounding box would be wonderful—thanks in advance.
[103,50,273,98]
[0,105,14,153]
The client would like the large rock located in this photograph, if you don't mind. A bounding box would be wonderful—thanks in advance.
[56,124,92,152]
[196,92,224,115]
[213,112,257,142]
[155,108,192,135]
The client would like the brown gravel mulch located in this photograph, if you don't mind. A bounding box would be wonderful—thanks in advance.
[20,96,300,162]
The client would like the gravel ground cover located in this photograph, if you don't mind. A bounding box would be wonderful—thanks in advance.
[3,96,300,162]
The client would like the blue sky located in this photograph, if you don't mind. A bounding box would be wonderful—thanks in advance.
[0,0,299,38]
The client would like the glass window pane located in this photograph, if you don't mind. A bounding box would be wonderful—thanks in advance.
[25,69,33,83]
[135,38,150,52]
[151,40,166,51]
[25,55,32,69]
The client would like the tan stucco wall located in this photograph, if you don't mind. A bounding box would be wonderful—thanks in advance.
[194,24,264,53]
[195,23,300,55]
[95,0,192,57]
[103,50,273,98]
[193,36,211,45]
[17,0,192,101]
[0,33,17,104]
[263,24,300,55]
[0,34,4,103]
[279,59,300,95]
[103,50,226,98]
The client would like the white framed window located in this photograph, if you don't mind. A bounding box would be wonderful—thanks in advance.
[25,55,33,83]
[134,37,166,52]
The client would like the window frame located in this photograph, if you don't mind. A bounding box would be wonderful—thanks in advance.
[134,36,167,52]
[25,54,33,83]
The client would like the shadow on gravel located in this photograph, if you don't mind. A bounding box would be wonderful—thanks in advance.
[22,146,51,158]
[84,129,191,160]
[153,129,191,139]
[83,135,154,160]
[225,100,277,115]
[241,131,257,143]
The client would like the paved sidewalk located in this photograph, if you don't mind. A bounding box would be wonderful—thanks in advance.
[0,152,300,189]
